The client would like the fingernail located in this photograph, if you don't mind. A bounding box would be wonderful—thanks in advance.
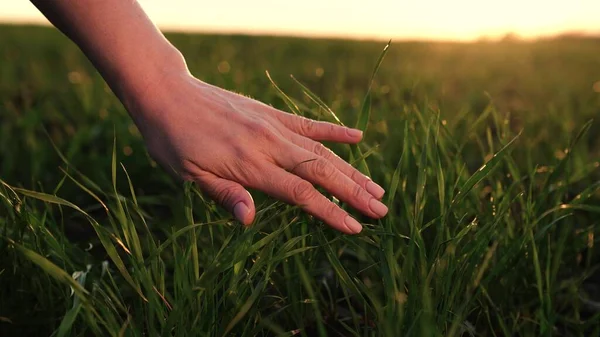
[369,199,389,217]
[233,202,250,224]
[346,128,363,138]
[344,215,363,234]
[366,181,385,199]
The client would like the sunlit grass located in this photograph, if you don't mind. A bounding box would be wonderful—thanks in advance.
[1,25,599,336]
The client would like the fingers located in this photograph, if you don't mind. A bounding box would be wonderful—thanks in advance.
[274,143,388,220]
[288,133,386,199]
[255,166,363,234]
[268,109,363,144]
[263,108,385,199]
[193,170,256,226]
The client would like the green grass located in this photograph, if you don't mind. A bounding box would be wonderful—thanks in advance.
[1,24,600,336]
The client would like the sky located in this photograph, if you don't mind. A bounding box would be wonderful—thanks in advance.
[1,1,599,41]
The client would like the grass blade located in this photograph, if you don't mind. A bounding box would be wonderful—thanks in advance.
[452,130,522,206]
[290,74,343,125]
[355,40,391,132]
[223,280,266,336]
[266,70,301,115]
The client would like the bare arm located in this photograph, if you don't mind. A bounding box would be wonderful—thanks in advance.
[31,0,388,234]
[30,0,186,107]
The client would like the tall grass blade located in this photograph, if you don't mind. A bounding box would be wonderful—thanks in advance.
[265,70,301,115]
[452,130,522,206]
[355,40,390,132]
[56,303,82,337]
[290,75,343,125]
[223,280,266,336]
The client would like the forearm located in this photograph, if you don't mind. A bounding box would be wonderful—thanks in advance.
[30,0,187,107]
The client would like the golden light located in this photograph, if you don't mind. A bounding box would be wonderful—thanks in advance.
[0,0,598,41]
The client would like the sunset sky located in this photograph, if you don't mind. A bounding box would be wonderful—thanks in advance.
[1,0,599,41]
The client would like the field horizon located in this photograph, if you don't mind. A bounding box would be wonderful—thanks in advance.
[1,21,600,43]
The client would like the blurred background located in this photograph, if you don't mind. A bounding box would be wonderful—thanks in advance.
[1,2,600,336]
[1,0,599,41]
[1,0,600,189]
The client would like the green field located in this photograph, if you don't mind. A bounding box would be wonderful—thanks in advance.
[1,24,600,336]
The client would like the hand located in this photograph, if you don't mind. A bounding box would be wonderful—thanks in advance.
[30,0,386,234]
[128,71,388,234]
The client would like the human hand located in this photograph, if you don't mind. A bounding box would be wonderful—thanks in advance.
[127,72,388,234]
[31,0,386,234]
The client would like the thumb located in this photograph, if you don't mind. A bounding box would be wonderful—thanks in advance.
[194,172,256,226]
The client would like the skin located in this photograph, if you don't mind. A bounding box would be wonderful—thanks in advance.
[30,0,388,234]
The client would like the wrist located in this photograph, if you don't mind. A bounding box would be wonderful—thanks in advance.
[110,45,193,131]
[114,44,189,110]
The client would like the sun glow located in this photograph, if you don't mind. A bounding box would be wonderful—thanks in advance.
[1,0,599,41]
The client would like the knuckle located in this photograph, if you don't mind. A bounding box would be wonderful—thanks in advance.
[326,122,337,135]
[313,142,337,160]
[351,184,364,200]
[220,154,259,186]
[350,169,366,186]
[312,142,332,159]
[298,117,316,135]
[348,166,370,189]
[214,185,239,205]
[312,158,335,179]
[232,146,253,164]
[291,180,315,204]
[323,202,339,219]
[248,119,277,141]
